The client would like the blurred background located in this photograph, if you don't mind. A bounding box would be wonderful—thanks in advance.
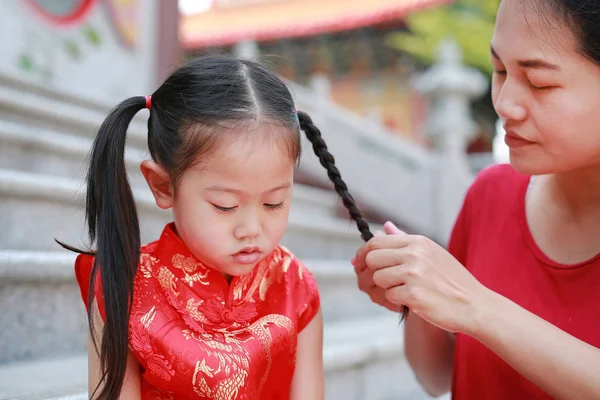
[0,0,502,399]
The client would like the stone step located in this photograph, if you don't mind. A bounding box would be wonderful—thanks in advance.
[0,169,368,257]
[0,315,435,400]
[0,77,148,151]
[309,259,390,323]
[0,247,374,363]
[0,119,149,189]
[323,316,436,400]
[0,355,86,400]
[0,250,87,364]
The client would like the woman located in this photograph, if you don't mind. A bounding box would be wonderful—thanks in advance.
[352,0,600,399]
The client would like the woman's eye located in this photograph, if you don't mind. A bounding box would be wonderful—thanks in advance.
[529,82,555,91]
[212,204,237,213]
[264,202,284,210]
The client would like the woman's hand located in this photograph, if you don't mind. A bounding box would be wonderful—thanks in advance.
[353,222,491,334]
[352,232,405,314]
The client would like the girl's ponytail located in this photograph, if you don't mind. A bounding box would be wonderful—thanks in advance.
[64,96,147,399]
[298,111,373,241]
[298,110,409,321]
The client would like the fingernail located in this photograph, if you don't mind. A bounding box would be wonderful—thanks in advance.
[374,230,384,236]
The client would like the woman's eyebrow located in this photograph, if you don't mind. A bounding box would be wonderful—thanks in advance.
[491,45,560,71]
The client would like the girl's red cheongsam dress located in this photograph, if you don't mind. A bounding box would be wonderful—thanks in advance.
[75,222,320,399]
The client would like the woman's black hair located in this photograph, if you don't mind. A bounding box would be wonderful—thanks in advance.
[58,54,387,399]
[536,1,600,67]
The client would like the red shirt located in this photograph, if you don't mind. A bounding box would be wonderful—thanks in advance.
[75,222,320,399]
[449,164,600,399]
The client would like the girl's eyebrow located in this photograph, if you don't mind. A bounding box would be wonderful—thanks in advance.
[205,182,291,195]
[491,46,561,71]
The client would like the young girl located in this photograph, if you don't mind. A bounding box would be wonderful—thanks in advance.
[353,0,600,399]
[65,55,373,399]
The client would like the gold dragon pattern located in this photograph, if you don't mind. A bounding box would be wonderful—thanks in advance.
[140,247,298,399]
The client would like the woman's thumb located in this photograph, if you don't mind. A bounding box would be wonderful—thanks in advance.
[384,221,404,235]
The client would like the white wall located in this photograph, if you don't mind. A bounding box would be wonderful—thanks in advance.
[0,0,158,103]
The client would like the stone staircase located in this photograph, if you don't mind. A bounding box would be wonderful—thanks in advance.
[0,74,440,399]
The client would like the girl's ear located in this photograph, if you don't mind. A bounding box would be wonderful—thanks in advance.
[140,160,174,209]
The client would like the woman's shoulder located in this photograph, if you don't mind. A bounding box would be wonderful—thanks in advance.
[455,163,529,230]
[471,163,527,193]
[463,163,529,207]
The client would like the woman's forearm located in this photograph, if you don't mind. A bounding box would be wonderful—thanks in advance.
[469,291,600,400]
[404,312,455,397]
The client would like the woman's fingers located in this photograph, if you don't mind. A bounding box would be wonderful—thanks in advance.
[384,221,404,235]
[354,259,406,312]
[372,265,407,289]
[356,265,376,291]
[384,284,412,307]
[354,234,411,270]
[365,247,412,271]
[371,261,425,290]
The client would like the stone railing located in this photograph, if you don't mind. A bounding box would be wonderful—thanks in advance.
[286,39,489,243]
[290,80,440,239]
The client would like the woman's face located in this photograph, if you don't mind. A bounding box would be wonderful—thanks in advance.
[491,0,600,175]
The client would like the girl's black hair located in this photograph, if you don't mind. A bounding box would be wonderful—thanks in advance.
[536,1,600,67]
[298,112,410,321]
[59,54,385,399]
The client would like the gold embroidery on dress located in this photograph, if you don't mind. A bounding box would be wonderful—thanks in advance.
[139,253,159,279]
[279,246,293,275]
[158,267,180,297]
[233,247,295,303]
[186,314,294,400]
[130,306,176,382]
[297,260,305,280]
[172,254,197,274]
[145,244,300,398]
[248,314,296,394]
[259,247,293,300]
[190,334,251,400]
[172,254,210,287]
[141,306,157,329]
[185,298,209,324]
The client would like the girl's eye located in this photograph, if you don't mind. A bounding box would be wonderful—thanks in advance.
[264,202,284,210]
[494,69,507,75]
[529,82,555,91]
[212,204,237,213]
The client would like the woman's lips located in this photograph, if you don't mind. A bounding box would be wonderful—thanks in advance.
[504,131,536,149]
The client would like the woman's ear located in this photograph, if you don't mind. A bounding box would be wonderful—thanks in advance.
[140,160,174,209]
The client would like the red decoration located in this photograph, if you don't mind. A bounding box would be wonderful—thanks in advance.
[24,0,96,27]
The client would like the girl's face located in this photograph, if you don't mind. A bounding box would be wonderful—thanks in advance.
[154,124,295,278]
[491,0,600,175]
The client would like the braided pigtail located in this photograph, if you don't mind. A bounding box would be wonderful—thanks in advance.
[297,111,373,241]
[298,110,409,321]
